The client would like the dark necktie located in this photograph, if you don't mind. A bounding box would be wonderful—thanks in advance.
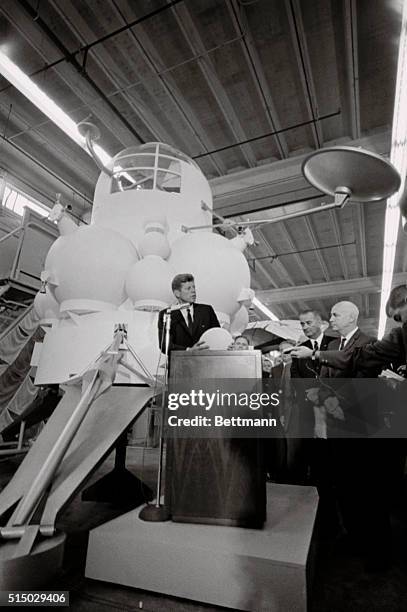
[339,337,346,350]
[187,307,193,332]
[313,340,318,351]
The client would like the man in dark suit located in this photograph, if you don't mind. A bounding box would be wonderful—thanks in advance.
[292,310,332,380]
[291,310,332,436]
[290,311,334,496]
[319,301,375,379]
[315,285,407,373]
[158,273,220,352]
[292,300,390,569]
[264,340,294,482]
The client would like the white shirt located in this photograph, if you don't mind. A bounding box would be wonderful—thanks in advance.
[180,303,194,325]
[310,332,324,349]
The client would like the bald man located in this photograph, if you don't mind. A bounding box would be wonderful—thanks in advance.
[292,301,379,565]
[323,301,373,377]
[292,301,374,377]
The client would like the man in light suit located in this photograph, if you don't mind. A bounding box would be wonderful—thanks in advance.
[158,273,220,352]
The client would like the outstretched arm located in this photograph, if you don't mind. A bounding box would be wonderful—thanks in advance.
[315,327,404,372]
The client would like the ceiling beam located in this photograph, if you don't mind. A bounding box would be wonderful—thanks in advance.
[247,245,290,318]
[277,221,326,313]
[354,206,368,276]
[170,2,256,168]
[256,272,407,304]
[353,204,370,316]
[284,0,323,148]
[210,129,391,217]
[249,250,278,290]
[239,209,298,317]
[329,209,349,279]
[226,0,289,159]
[0,97,95,188]
[344,0,361,139]
[279,221,313,284]
[303,217,330,281]
[251,228,298,317]
[114,3,228,176]
[9,0,142,146]
[0,136,93,208]
[49,0,174,145]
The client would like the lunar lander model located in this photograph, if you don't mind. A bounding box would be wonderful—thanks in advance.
[0,121,401,589]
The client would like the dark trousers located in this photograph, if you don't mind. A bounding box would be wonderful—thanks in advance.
[330,439,393,557]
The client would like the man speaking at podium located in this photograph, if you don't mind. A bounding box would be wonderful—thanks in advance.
[158,273,220,352]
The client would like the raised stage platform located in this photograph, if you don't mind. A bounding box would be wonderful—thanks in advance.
[85,483,318,611]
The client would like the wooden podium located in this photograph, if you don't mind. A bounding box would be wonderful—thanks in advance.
[165,350,266,528]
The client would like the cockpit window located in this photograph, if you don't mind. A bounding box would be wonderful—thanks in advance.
[110,144,188,194]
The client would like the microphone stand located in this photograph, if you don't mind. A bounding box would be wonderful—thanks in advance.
[139,310,172,521]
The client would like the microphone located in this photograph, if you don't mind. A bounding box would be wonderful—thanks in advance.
[166,303,190,313]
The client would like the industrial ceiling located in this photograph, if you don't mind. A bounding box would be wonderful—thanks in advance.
[0,0,406,332]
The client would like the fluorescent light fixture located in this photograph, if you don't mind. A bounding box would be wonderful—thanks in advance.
[378,0,407,338]
[0,49,112,166]
[252,297,279,321]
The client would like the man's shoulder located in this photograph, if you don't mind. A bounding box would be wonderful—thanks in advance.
[194,303,215,312]
[321,334,334,349]
[354,328,374,345]
[327,336,339,350]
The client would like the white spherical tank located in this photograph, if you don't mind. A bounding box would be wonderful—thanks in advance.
[168,232,251,323]
[44,225,138,312]
[200,328,233,350]
[125,256,175,310]
[138,219,171,259]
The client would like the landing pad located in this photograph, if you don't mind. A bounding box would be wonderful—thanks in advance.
[86,483,318,611]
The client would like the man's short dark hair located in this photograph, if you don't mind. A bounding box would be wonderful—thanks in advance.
[172,273,194,292]
[386,284,407,316]
[298,309,323,321]
[234,335,250,345]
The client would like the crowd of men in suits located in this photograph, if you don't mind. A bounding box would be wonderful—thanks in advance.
[272,290,407,571]
[159,272,407,571]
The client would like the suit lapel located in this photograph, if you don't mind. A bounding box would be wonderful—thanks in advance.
[190,304,201,337]
[330,337,341,350]
[175,309,192,336]
[344,329,360,351]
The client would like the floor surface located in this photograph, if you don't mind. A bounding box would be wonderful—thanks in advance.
[1,446,407,611]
